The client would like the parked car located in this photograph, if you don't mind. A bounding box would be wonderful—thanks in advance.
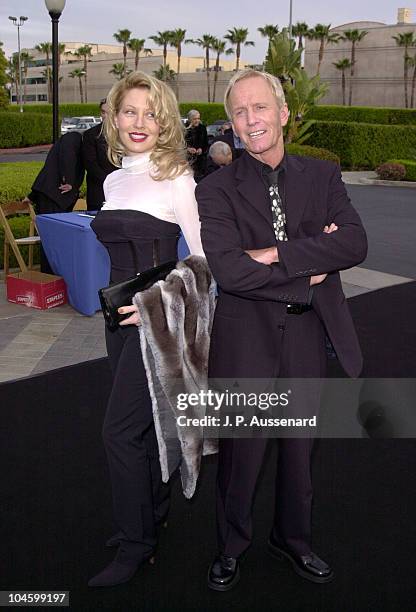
[206,120,229,144]
[61,116,101,135]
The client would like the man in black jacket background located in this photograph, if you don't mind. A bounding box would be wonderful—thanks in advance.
[82,99,117,211]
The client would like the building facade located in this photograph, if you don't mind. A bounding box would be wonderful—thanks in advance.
[304,9,416,107]
[11,42,243,105]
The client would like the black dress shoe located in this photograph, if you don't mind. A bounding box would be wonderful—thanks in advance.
[207,554,240,592]
[268,535,334,584]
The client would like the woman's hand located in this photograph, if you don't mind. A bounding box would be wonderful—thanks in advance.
[187,147,197,155]
[118,304,141,326]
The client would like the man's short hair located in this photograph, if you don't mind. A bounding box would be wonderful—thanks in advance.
[209,141,232,159]
[224,69,286,118]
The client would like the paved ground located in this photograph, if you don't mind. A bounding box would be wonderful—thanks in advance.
[0,178,414,383]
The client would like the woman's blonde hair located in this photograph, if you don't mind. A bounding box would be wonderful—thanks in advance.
[104,71,188,181]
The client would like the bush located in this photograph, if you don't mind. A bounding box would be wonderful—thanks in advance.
[286,143,340,165]
[308,105,416,125]
[6,103,102,116]
[308,121,416,169]
[179,103,227,125]
[0,162,44,203]
[375,163,406,180]
[386,159,416,181]
[0,112,52,147]
[0,215,40,269]
[0,161,86,205]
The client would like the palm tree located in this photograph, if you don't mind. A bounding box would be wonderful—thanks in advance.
[392,31,415,108]
[190,34,216,102]
[340,29,368,106]
[333,58,351,105]
[35,42,52,101]
[69,68,86,102]
[169,28,189,99]
[128,38,152,71]
[153,64,176,83]
[224,27,255,71]
[292,22,309,50]
[265,30,301,83]
[211,38,228,103]
[74,45,93,102]
[258,24,279,43]
[19,51,33,104]
[307,24,339,76]
[410,53,416,108]
[149,31,173,77]
[7,55,19,102]
[113,29,132,76]
[57,42,66,79]
[109,63,127,80]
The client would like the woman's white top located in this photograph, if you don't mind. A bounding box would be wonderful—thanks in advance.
[102,152,204,256]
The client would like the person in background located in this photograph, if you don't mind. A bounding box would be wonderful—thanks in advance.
[82,98,117,211]
[204,141,233,176]
[88,71,204,588]
[212,121,245,161]
[26,131,84,273]
[185,109,209,182]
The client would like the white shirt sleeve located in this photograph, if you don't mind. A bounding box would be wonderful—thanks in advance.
[172,173,205,257]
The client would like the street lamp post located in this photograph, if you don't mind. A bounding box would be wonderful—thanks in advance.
[44,0,66,143]
[288,0,293,39]
[8,16,28,112]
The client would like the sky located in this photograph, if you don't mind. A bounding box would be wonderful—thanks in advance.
[1,0,414,63]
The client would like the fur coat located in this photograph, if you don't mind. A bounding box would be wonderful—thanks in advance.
[134,255,217,498]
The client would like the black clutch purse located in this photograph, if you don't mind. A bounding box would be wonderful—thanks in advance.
[98,260,177,331]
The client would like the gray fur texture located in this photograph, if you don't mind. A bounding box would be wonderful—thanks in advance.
[133,256,218,499]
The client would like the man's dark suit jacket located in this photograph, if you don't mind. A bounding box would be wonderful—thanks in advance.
[30,131,84,212]
[196,152,368,379]
[82,123,117,210]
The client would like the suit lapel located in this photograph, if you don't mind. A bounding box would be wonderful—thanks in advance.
[285,155,310,238]
[235,153,273,226]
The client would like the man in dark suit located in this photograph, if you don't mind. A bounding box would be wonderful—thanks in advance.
[27,130,84,272]
[82,99,117,210]
[196,70,367,591]
[212,124,245,160]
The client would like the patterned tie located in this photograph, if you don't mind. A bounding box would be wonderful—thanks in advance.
[265,169,288,242]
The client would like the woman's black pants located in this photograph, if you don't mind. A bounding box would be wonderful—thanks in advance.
[103,324,170,563]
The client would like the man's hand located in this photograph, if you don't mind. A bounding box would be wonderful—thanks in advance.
[309,223,338,285]
[118,304,141,326]
[245,246,279,265]
[324,222,338,234]
[59,183,73,193]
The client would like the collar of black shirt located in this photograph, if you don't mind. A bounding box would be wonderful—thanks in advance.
[245,150,288,180]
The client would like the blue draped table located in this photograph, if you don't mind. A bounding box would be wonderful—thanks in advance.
[36,212,190,316]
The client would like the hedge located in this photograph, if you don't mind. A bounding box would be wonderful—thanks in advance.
[308,121,416,169]
[0,162,44,203]
[285,144,340,165]
[6,102,227,124]
[0,113,52,147]
[0,162,86,205]
[308,105,416,125]
[387,159,416,181]
[0,216,40,269]
[6,103,101,116]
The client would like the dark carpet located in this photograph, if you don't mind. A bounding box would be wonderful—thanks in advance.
[1,282,415,611]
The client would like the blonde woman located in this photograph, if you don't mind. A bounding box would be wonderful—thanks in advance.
[89,72,204,587]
